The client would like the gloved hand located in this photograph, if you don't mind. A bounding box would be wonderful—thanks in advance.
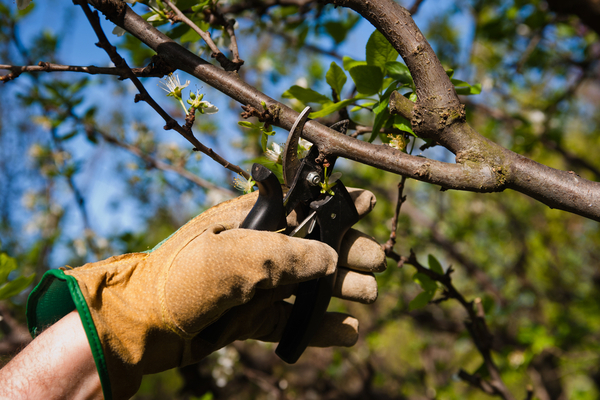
[27,189,385,400]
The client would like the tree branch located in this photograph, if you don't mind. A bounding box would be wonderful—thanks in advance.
[85,0,600,221]
[75,0,249,179]
[403,252,515,400]
[0,60,170,82]
[163,0,242,71]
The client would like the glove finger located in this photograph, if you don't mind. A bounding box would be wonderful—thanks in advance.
[222,291,359,348]
[261,268,377,304]
[333,268,378,304]
[338,229,386,273]
[165,225,337,334]
[347,187,377,219]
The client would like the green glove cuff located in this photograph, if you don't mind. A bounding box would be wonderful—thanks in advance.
[26,269,112,400]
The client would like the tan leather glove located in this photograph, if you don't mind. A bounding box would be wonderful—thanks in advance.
[27,189,385,400]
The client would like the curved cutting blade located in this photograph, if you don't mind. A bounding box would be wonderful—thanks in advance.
[282,106,311,187]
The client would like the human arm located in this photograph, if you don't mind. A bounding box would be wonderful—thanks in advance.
[0,310,102,400]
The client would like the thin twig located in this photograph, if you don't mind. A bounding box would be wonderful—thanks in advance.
[164,0,243,71]
[73,0,249,179]
[382,177,407,256]
[99,130,236,197]
[403,251,515,400]
[408,0,426,15]
[49,127,102,260]
[0,61,169,83]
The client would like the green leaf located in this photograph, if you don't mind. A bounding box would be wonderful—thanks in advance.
[0,253,17,284]
[261,132,269,152]
[349,65,384,96]
[309,98,357,119]
[282,85,332,105]
[428,254,444,275]
[325,21,350,44]
[373,97,390,115]
[413,272,438,292]
[343,56,367,71]
[409,290,435,311]
[451,79,482,95]
[326,62,347,97]
[180,27,201,43]
[393,115,415,136]
[238,121,258,129]
[368,106,390,142]
[445,68,454,79]
[366,30,399,72]
[0,274,35,300]
[385,61,413,86]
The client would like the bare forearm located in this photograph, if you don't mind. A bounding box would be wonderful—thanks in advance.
[0,311,102,400]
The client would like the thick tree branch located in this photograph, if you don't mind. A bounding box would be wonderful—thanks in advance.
[85,0,600,221]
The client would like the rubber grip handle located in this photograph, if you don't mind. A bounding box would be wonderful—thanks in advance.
[240,164,286,231]
[275,181,359,363]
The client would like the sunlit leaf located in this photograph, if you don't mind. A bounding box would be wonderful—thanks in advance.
[349,65,383,96]
[283,86,332,104]
[326,62,347,97]
[366,30,399,72]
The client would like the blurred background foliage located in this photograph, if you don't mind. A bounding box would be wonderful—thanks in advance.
[1,0,600,399]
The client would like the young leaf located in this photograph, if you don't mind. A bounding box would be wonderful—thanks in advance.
[366,30,399,72]
[309,98,357,119]
[409,290,435,311]
[428,254,444,275]
[393,115,415,136]
[413,272,438,292]
[343,56,367,71]
[385,61,413,86]
[326,62,347,97]
[261,132,269,152]
[451,79,482,95]
[349,65,384,96]
[0,274,36,300]
[238,121,258,129]
[0,253,17,284]
[282,85,332,104]
[369,107,390,143]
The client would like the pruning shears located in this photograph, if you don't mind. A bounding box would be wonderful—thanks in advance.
[200,107,359,364]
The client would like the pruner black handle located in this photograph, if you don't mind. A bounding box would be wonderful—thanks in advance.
[275,180,359,363]
[240,164,287,231]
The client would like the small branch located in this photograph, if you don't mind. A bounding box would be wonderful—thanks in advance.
[403,251,515,400]
[74,0,249,179]
[164,0,242,71]
[0,60,171,83]
[408,0,426,15]
[382,177,407,256]
[63,107,236,196]
[49,127,102,260]
[98,130,236,197]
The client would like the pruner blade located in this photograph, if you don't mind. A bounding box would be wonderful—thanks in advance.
[282,106,311,187]
[288,210,317,238]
